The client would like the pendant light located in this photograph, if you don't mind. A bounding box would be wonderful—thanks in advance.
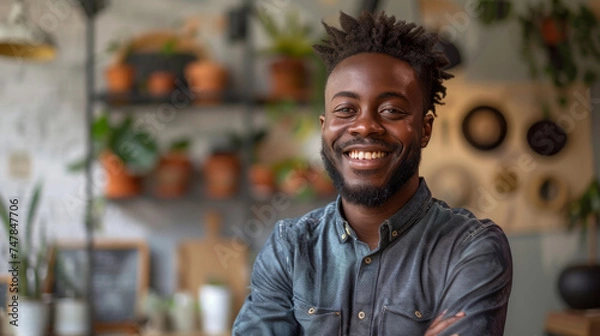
[0,0,56,61]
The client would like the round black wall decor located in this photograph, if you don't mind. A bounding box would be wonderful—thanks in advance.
[461,105,508,151]
[526,120,567,156]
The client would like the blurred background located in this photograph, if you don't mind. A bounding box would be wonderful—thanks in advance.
[0,0,599,335]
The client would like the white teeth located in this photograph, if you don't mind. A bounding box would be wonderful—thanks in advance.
[348,151,387,160]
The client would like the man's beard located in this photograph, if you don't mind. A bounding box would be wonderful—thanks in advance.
[321,137,421,207]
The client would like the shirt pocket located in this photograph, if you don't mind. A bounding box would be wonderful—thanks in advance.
[293,298,342,336]
[379,305,434,336]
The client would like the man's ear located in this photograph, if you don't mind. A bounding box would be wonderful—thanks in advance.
[319,115,325,130]
[421,113,434,148]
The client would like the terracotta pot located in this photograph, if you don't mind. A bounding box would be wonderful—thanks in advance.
[249,164,276,199]
[105,63,135,94]
[154,153,193,198]
[279,168,309,197]
[269,57,308,101]
[185,60,228,104]
[100,151,142,198]
[203,152,240,199]
[147,71,176,97]
[307,168,336,197]
[541,17,567,46]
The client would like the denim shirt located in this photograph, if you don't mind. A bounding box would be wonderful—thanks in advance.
[233,179,512,336]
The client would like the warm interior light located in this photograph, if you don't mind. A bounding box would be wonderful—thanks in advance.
[0,0,56,61]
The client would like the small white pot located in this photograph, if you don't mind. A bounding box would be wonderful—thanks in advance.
[53,298,89,336]
[16,300,49,336]
[169,292,197,332]
[199,284,231,335]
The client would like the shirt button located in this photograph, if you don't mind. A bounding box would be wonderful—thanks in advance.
[341,233,347,240]
[415,310,422,318]
[364,257,372,265]
[308,307,316,315]
[391,230,398,238]
[358,311,366,319]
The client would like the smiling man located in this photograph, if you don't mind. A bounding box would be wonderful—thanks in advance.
[233,11,512,336]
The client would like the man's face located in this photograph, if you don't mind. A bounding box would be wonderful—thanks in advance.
[320,53,433,207]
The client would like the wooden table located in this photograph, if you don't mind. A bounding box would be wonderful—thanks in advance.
[544,310,600,336]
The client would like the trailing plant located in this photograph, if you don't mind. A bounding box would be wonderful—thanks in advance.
[567,179,599,264]
[517,0,600,105]
[476,0,513,25]
[0,182,49,300]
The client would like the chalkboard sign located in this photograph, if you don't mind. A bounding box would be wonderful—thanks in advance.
[50,240,149,331]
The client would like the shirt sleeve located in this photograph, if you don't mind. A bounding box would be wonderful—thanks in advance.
[435,222,513,336]
[232,222,300,335]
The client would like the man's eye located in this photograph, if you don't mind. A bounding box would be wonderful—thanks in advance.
[334,107,355,114]
[381,108,407,116]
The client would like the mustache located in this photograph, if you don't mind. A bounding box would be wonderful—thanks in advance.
[332,137,399,154]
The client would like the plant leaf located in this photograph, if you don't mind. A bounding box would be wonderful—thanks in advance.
[25,182,43,253]
[0,194,10,238]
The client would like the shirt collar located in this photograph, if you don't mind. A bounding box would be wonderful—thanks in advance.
[335,178,433,244]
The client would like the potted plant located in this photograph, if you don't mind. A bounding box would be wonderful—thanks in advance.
[147,39,178,98]
[104,39,135,95]
[0,182,51,336]
[69,111,159,198]
[559,179,600,310]
[255,7,317,102]
[153,138,193,198]
[198,278,231,335]
[202,134,242,200]
[184,58,229,104]
[517,0,600,105]
[52,253,89,336]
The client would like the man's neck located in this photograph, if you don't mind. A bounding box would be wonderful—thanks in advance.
[341,175,420,250]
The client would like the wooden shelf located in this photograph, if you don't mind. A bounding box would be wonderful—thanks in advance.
[544,310,600,336]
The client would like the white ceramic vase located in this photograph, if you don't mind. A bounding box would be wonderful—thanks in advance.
[16,300,49,336]
[199,284,231,335]
[169,292,197,332]
[53,298,89,336]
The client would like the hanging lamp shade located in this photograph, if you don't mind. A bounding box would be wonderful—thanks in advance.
[0,0,56,61]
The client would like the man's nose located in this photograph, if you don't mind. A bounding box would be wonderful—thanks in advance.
[347,110,385,137]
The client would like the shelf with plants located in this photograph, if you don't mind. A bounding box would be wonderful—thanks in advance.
[85,3,331,206]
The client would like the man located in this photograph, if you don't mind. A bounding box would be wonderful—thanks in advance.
[233,11,512,336]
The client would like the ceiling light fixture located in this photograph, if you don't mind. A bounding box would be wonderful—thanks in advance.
[0,0,56,61]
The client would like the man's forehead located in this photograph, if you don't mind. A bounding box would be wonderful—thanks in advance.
[325,53,419,94]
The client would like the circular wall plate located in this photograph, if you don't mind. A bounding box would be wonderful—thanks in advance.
[461,105,508,151]
[527,174,569,212]
[429,164,474,208]
[526,120,567,156]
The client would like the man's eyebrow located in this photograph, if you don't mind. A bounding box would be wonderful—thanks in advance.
[378,91,409,101]
[331,91,359,100]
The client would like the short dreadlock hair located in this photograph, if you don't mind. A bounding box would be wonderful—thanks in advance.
[313,11,453,117]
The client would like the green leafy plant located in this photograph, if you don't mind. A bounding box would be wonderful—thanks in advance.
[54,252,86,299]
[566,179,599,264]
[168,138,191,153]
[68,111,159,174]
[517,0,600,105]
[0,182,50,300]
[255,7,316,58]
[476,0,513,25]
